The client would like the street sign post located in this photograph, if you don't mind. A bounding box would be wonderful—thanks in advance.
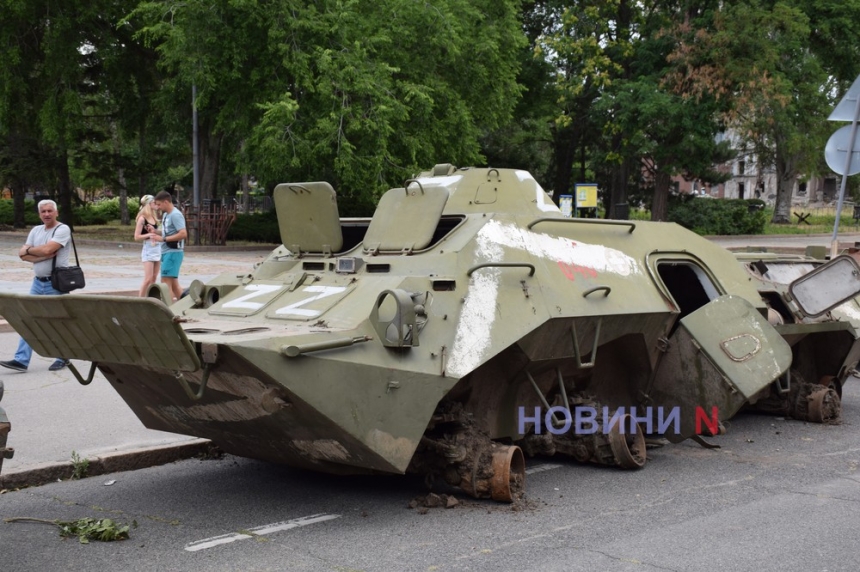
[827,75,860,258]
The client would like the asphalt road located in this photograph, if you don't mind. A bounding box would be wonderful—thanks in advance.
[3,381,860,571]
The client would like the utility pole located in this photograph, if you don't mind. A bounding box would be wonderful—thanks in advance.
[825,75,860,258]
[192,85,201,246]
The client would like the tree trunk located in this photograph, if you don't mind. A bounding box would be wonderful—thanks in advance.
[138,122,148,201]
[12,184,26,228]
[118,165,129,225]
[770,148,796,224]
[607,153,631,219]
[241,173,250,214]
[110,121,129,225]
[551,124,576,204]
[57,148,74,230]
[199,121,223,201]
[651,169,672,222]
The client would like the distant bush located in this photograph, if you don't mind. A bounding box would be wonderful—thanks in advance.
[0,200,12,224]
[0,198,143,227]
[0,199,44,225]
[74,205,111,225]
[74,197,140,225]
[668,196,767,235]
[227,211,280,243]
[337,194,377,218]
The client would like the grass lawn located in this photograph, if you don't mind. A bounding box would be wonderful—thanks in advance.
[761,206,860,235]
[72,221,138,243]
[629,204,860,235]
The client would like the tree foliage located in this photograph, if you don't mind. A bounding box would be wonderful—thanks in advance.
[664,0,859,224]
[126,0,525,207]
[1,0,860,231]
[669,195,767,235]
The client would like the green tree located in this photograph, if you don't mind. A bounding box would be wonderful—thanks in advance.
[128,0,525,209]
[0,0,85,225]
[538,0,734,221]
[481,0,559,187]
[614,1,734,221]
[606,77,733,221]
[665,1,841,224]
[538,0,627,210]
[795,0,860,85]
[125,0,267,202]
[0,0,162,227]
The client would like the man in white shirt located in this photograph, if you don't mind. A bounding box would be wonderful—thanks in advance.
[0,200,71,372]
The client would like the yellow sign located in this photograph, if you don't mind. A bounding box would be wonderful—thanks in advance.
[575,184,598,208]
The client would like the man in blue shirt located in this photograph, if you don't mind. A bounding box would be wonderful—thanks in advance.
[153,190,188,302]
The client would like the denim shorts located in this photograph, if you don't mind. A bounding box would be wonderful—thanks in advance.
[141,241,161,262]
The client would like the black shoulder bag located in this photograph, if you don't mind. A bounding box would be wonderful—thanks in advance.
[51,225,86,293]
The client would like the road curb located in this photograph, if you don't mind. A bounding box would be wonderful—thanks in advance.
[0,439,214,490]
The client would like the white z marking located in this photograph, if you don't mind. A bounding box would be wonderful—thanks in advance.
[221,284,283,310]
[275,285,347,317]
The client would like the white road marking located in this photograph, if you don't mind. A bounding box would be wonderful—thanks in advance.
[184,513,341,552]
[185,532,253,551]
[525,463,563,475]
[247,514,340,535]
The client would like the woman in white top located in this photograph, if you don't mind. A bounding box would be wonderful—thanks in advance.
[134,195,162,297]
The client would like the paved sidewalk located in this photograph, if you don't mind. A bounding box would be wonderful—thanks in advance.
[0,236,272,488]
[0,232,269,296]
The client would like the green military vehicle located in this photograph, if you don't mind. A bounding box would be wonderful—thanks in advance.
[1,164,859,500]
[733,250,860,422]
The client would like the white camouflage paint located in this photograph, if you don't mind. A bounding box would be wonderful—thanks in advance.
[515,170,560,213]
[415,174,463,193]
[414,171,559,213]
[446,219,641,377]
[833,300,860,323]
[483,219,639,276]
[447,225,505,378]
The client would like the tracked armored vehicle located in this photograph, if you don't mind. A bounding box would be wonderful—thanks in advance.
[734,250,860,422]
[1,164,860,500]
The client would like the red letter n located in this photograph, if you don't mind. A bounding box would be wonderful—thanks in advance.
[695,406,719,436]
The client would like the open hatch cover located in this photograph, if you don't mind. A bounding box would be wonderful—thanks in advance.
[650,295,792,442]
[788,255,860,318]
[0,294,200,372]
